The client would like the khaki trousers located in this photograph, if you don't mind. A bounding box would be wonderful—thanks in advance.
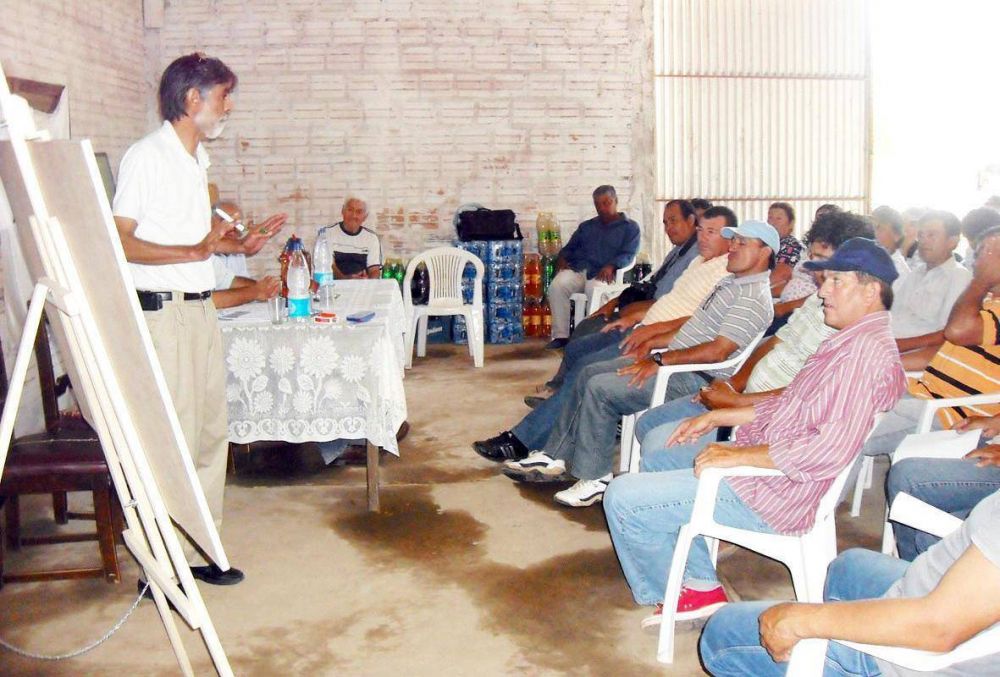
[143,297,228,567]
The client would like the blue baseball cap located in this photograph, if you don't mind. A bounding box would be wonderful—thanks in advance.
[803,237,899,284]
[721,220,781,254]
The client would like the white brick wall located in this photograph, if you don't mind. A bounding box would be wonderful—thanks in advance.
[0,0,148,170]
[151,0,656,276]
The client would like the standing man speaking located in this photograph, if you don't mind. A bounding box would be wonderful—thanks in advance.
[113,53,286,585]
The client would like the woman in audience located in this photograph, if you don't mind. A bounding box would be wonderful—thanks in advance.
[766,201,802,297]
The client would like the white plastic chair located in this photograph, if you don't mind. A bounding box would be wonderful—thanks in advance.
[402,247,485,369]
[879,427,983,554]
[569,256,636,330]
[619,332,765,474]
[786,495,998,676]
[655,451,866,664]
[850,390,1000,517]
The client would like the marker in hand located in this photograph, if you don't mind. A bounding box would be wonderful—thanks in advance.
[213,207,246,235]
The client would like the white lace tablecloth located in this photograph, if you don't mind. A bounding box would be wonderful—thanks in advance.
[218,287,407,453]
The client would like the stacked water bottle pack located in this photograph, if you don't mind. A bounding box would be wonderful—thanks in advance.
[452,240,524,345]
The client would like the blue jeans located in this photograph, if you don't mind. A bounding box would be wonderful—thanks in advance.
[634,397,713,472]
[886,455,1000,561]
[700,548,909,676]
[603,467,775,605]
[547,324,628,389]
[512,340,624,450]
[545,362,708,480]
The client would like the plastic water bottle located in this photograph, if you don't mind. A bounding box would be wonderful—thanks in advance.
[312,232,333,287]
[286,241,312,321]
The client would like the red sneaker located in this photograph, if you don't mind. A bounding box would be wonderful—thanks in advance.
[676,584,729,621]
[640,585,729,629]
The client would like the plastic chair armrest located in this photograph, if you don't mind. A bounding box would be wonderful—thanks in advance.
[889,493,963,539]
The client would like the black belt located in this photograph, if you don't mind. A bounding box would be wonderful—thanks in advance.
[137,290,212,312]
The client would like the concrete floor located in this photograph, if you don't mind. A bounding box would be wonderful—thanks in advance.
[0,341,888,675]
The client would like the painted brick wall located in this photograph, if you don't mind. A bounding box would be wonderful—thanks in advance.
[0,0,148,169]
[151,0,656,276]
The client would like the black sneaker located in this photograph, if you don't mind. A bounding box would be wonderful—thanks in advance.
[472,431,529,462]
[190,564,245,586]
[523,395,547,409]
[545,338,569,350]
[137,580,178,612]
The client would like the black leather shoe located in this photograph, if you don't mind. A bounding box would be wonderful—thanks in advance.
[544,338,569,350]
[523,395,547,409]
[190,564,245,586]
[472,431,529,462]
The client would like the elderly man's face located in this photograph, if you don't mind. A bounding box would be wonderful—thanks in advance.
[192,83,233,141]
[342,199,368,231]
[594,193,618,222]
[818,271,876,329]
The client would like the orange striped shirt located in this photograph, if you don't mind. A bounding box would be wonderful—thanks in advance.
[909,295,1000,426]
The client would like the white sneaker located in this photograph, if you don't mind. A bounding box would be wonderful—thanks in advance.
[502,451,567,482]
[553,474,612,507]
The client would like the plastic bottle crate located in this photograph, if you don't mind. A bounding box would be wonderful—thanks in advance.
[456,241,488,263]
[487,281,523,305]
[488,319,524,344]
[453,315,468,344]
[486,300,523,326]
[484,240,523,264]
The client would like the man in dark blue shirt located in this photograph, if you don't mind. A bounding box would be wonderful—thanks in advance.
[547,185,640,348]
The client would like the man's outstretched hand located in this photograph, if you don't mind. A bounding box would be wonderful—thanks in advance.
[241,213,288,256]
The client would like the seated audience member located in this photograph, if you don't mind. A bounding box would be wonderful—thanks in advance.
[317,196,382,279]
[766,202,802,297]
[888,413,1000,561]
[570,199,700,343]
[212,255,280,309]
[892,210,971,357]
[604,238,903,625]
[900,206,928,265]
[700,491,1000,676]
[861,226,1000,457]
[545,185,640,349]
[499,222,778,508]
[961,206,1000,270]
[474,209,736,462]
[691,198,713,221]
[533,206,733,400]
[872,204,911,276]
[770,211,876,331]
[211,200,251,278]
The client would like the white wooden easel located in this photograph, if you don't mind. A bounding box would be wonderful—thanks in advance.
[0,64,233,675]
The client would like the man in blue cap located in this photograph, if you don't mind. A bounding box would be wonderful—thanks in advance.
[499,220,779,508]
[604,237,905,628]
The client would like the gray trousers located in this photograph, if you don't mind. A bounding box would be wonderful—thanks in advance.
[543,356,708,480]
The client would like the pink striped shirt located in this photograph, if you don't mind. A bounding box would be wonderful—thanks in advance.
[729,311,905,535]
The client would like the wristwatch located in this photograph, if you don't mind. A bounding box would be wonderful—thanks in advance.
[651,352,663,366]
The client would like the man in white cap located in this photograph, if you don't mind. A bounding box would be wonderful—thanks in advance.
[500,221,778,508]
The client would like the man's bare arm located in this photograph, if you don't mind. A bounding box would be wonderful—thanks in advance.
[213,276,280,309]
[761,544,1000,661]
[896,331,945,355]
[115,215,222,264]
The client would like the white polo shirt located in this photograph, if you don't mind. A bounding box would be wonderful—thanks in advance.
[113,121,215,292]
[891,256,972,339]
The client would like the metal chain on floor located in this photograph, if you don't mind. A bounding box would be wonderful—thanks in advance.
[0,582,150,661]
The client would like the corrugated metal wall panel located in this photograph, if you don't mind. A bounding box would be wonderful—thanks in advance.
[654,0,870,242]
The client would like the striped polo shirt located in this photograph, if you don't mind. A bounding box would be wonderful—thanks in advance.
[745,293,837,393]
[909,295,1000,426]
[667,271,774,378]
[641,254,730,324]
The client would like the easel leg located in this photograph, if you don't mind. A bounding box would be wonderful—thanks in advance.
[0,282,48,471]
[366,441,380,512]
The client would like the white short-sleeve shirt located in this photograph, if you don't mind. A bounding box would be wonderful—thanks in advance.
[891,257,972,339]
[113,121,215,292]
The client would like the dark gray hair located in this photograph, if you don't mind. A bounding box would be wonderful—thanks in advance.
[592,185,617,201]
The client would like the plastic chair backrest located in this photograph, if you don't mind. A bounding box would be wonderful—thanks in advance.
[403,247,485,309]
